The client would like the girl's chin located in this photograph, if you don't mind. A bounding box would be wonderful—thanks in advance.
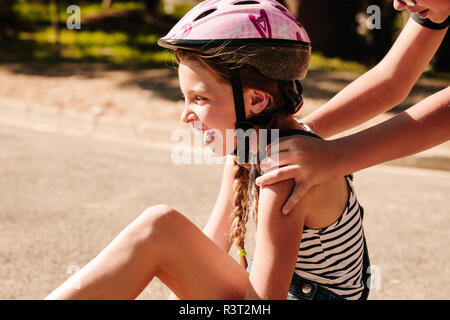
[428,12,449,23]
[206,140,231,157]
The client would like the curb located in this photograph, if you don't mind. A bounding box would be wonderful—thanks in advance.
[1,98,449,171]
[0,97,178,142]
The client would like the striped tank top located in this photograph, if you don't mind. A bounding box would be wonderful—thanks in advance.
[253,128,366,299]
[295,175,365,299]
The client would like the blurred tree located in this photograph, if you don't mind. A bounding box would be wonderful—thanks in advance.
[433,32,449,72]
[49,0,61,53]
[102,0,112,10]
[283,0,364,60]
[143,0,161,14]
[0,0,17,40]
[360,0,399,65]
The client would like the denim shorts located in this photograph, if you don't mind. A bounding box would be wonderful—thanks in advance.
[246,235,371,300]
[246,261,345,300]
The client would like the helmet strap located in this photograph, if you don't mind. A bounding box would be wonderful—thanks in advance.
[230,70,247,128]
[230,70,251,163]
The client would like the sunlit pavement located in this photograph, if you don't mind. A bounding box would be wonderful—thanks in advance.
[0,123,449,299]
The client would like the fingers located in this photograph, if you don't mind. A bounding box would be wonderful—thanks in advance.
[262,139,304,170]
[255,165,300,187]
[281,182,310,215]
[260,150,301,170]
[255,166,311,215]
[266,137,294,157]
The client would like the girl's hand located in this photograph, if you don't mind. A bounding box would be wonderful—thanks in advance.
[256,135,340,215]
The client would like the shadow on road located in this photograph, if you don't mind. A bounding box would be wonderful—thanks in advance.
[1,63,448,111]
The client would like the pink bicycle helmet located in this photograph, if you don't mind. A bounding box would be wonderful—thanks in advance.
[158,0,312,162]
[158,0,311,81]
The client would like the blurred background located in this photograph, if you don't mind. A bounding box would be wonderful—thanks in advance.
[1,0,448,74]
[1,0,448,131]
[0,0,449,300]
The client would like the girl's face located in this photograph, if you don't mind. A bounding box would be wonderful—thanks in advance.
[178,58,268,157]
[393,0,450,23]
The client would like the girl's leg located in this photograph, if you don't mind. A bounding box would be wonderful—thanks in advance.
[45,204,249,300]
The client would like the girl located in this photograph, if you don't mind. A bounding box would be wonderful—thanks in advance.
[45,0,370,300]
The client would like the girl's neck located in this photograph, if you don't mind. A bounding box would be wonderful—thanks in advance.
[246,116,305,156]
[268,115,304,132]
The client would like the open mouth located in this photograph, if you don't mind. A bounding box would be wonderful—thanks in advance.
[203,129,215,145]
[417,9,429,19]
[194,127,216,145]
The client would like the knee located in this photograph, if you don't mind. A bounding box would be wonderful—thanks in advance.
[142,204,175,221]
[124,204,178,245]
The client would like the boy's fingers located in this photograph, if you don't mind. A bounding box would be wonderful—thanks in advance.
[255,166,299,186]
[282,183,309,215]
[266,137,294,156]
[260,151,297,170]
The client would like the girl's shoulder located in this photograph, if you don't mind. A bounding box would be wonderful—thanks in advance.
[299,175,350,230]
[277,128,321,140]
[264,127,350,229]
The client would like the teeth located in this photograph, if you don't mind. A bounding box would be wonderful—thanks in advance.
[204,130,215,143]
[418,9,428,18]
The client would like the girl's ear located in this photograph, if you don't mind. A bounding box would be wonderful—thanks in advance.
[248,88,270,114]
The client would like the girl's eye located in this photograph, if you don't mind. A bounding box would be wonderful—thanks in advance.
[194,96,208,103]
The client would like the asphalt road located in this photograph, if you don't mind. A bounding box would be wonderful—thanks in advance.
[0,123,449,300]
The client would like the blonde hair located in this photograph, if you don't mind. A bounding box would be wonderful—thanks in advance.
[175,48,289,269]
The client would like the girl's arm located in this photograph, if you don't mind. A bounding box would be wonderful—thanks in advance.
[244,177,309,299]
[201,157,236,252]
[303,17,448,138]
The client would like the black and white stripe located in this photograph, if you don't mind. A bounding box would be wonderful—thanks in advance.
[295,178,365,300]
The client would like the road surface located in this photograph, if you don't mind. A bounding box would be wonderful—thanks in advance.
[0,123,449,299]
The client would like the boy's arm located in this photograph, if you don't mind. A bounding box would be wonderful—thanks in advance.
[257,86,450,214]
[303,18,448,138]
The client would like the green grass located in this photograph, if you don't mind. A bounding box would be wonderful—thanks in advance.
[309,52,368,73]
[164,2,194,19]
[5,1,449,79]
[421,70,450,81]
[13,0,145,24]
[309,52,450,80]
[7,1,173,66]
[16,27,174,65]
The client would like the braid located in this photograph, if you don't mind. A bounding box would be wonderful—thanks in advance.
[231,155,265,269]
[229,116,278,270]
[231,159,251,269]
[250,161,261,226]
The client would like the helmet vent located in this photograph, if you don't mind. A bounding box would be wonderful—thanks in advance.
[194,8,217,21]
[234,1,260,5]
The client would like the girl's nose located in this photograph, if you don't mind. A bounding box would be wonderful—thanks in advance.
[394,0,424,13]
[393,0,407,11]
[181,103,195,124]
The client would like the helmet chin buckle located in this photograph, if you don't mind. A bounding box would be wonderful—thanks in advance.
[235,120,255,131]
[280,80,304,114]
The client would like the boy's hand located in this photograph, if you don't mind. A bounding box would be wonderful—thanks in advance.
[256,135,339,215]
